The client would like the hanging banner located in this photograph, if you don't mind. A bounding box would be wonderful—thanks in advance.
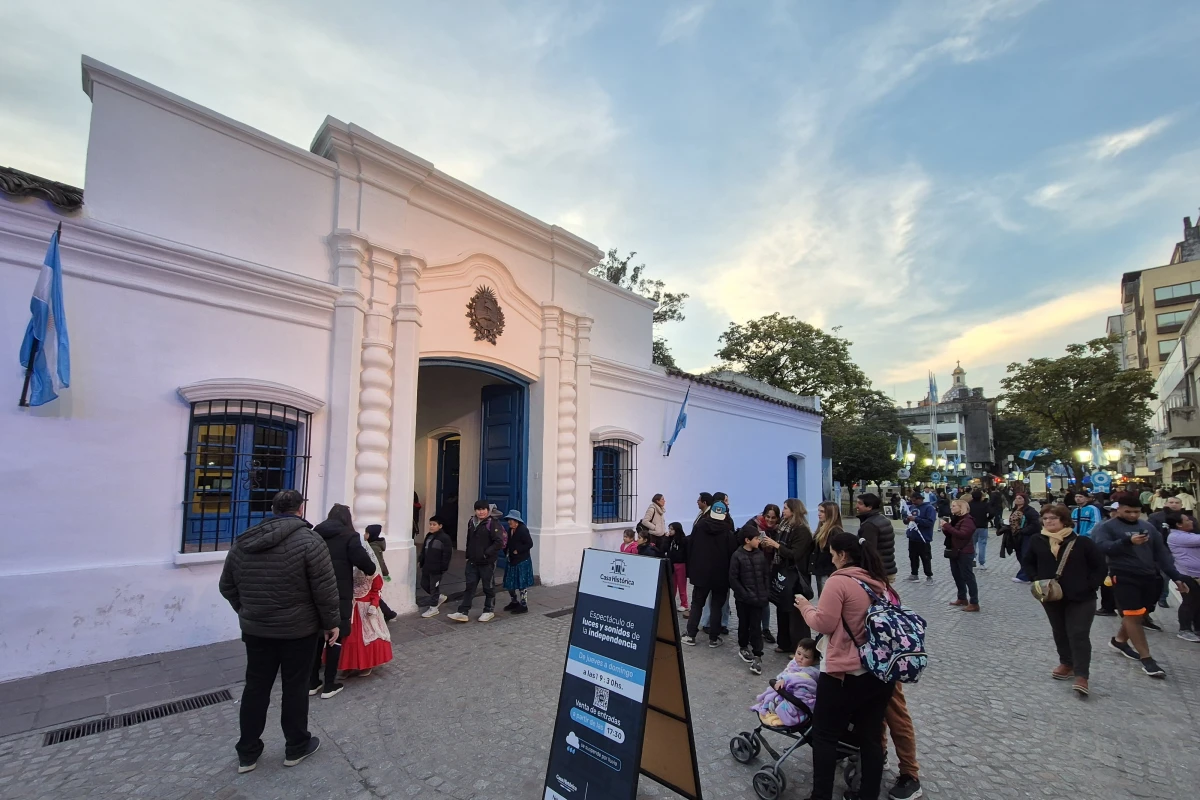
[544,549,702,800]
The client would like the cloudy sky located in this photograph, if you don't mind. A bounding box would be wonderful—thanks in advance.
[2,1,1198,403]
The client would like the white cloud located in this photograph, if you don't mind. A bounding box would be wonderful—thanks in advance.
[1089,116,1173,160]
[659,3,712,45]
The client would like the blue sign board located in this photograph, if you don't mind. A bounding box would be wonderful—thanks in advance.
[544,550,701,800]
[1090,471,1112,492]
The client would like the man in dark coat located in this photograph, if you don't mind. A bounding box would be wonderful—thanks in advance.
[684,501,737,647]
[219,489,339,773]
[855,493,897,579]
[311,503,376,698]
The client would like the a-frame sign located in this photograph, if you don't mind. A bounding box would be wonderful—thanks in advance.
[543,549,703,800]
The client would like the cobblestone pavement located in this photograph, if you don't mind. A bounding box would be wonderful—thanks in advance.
[2,529,1199,799]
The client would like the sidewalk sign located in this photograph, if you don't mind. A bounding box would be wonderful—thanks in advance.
[543,549,702,800]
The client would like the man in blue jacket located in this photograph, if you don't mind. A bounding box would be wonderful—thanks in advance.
[905,491,937,582]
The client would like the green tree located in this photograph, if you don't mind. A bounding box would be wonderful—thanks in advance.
[591,249,688,368]
[991,412,1040,467]
[714,313,870,419]
[999,337,1155,453]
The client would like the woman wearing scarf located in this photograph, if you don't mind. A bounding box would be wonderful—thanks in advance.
[1021,504,1106,697]
[338,538,393,676]
[761,498,813,652]
[1009,493,1042,584]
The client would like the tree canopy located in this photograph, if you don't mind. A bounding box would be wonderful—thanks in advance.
[713,313,870,420]
[591,248,688,368]
[999,336,1155,452]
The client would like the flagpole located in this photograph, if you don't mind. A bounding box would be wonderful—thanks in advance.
[19,222,61,408]
[928,372,937,485]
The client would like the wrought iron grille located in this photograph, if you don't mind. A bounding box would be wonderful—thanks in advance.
[182,400,312,553]
[592,438,637,523]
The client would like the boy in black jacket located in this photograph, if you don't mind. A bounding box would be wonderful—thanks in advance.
[419,516,454,618]
[729,526,770,675]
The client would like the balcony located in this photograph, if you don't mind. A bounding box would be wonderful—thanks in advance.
[1167,406,1200,439]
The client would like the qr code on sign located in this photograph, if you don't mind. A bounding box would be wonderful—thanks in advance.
[593,686,609,711]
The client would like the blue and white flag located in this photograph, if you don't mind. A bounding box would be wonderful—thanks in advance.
[19,225,70,407]
[895,435,904,462]
[665,387,689,456]
[1090,425,1107,467]
[1018,448,1051,461]
[928,372,938,404]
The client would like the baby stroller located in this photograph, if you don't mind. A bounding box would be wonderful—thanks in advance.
[729,681,861,800]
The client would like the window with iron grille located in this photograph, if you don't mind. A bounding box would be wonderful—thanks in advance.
[182,400,312,553]
[592,439,637,523]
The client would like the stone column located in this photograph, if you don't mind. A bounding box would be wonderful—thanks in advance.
[351,248,398,531]
[382,251,425,614]
[556,315,578,523]
[531,305,562,535]
[572,315,594,526]
[323,231,368,511]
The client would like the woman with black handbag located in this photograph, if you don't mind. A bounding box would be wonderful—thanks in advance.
[762,498,814,653]
[1021,504,1106,697]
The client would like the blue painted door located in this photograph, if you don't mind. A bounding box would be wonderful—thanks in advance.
[787,455,799,499]
[480,385,524,516]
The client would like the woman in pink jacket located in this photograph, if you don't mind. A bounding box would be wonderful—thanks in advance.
[794,533,896,800]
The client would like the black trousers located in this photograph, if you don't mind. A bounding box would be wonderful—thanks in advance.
[237,632,320,762]
[948,553,978,604]
[686,586,728,642]
[311,620,348,690]
[1099,583,1116,613]
[420,570,444,606]
[908,539,932,577]
[735,600,765,657]
[774,598,811,651]
[1180,576,1200,631]
[458,561,496,613]
[1042,599,1095,678]
[811,672,895,800]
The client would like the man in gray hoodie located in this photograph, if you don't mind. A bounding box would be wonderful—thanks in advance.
[1091,492,1189,679]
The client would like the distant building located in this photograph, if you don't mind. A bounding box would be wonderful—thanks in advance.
[896,363,996,481]
[1118,213,1200,378]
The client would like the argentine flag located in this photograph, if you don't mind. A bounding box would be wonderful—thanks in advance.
[665,387,689,456]
[19,226,70,407]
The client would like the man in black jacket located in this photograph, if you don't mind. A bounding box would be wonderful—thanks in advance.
[219,489,339,774]
[729,526,770,675]
[855,493,897,580]
[448,500,505,623]
[684,501,737,647]
[310,503,377,698]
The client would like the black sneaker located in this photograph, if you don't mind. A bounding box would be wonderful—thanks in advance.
[720,627,730,635]
[320,683,345,699]
[1096,608,1118,617]
[1144,616,1163,632]
[503,601,521,611]
[1141,658,1166,678]
[762,630,776,644]
[681,635,696,646]
[701,626,711,635]
[308,682,322,697]
[889,775,923,799]
[237,756,258,774]
[283,736,320,767]
[1109,638,1140,661]
[512,605,529,614]
[749,658,762,675]
[709,637,724,648]
[383,610,397,622]
[739,648,753,663]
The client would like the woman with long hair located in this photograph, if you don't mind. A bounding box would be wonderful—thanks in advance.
[761,498,813,651]
[1009,493,1041,584]
[794,533,896,800]
[811,501,845,596]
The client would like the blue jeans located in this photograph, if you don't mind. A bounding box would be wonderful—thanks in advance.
[761,603,772,633]
[1015,536,1031,582]
[974,527,989,565]
[699,597,730,629]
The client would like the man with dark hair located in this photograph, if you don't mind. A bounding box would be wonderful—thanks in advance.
[219,490,339,774]
[855,493,896,580]
[695,492,714,525]
[905,492,936,582]
[1092,492,1190,678]
[448,500,504,623]
[311,503,376,698]
[968,490,991,570]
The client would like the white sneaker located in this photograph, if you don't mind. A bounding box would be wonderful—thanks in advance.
[438,594,449,606]
[677,602,687,612]
[447,612,469,623]
[977,563,988,570]
[479,611,496,622]
[1177,630,1200,643]
[421,607,440,618]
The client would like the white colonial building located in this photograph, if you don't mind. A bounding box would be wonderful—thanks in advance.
[0,57,822,682]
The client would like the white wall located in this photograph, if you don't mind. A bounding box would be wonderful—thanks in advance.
[586,278,655,368]
[0,240,331,681]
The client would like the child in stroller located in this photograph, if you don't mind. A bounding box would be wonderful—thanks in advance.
[751,639,819,727]
[731,637,862,800]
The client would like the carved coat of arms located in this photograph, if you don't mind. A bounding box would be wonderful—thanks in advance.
[466,285,505,345]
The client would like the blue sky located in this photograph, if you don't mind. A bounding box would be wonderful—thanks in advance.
[2,1,1199,405]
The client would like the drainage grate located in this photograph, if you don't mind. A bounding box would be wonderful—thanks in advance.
[42,689,233,746]
[544,607,575,619]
